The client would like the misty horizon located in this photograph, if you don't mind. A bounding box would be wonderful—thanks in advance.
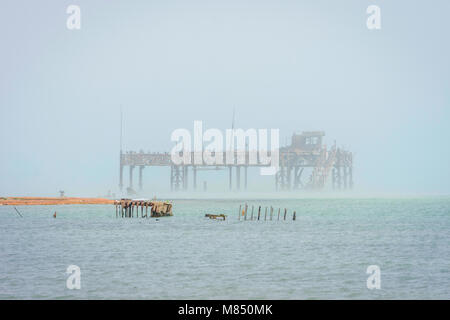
[1,0,449,197]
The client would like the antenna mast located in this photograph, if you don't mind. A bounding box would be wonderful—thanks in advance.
[231,107,235,131]
[120,105,123,153]
[230,107,235,152]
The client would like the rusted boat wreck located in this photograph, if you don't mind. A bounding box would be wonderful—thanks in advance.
[115,199,173,218]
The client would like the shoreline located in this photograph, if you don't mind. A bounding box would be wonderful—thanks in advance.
[0,197,114,206]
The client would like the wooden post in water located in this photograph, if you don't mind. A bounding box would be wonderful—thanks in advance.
[264,207,267,221]
[141,204,143,218]
[270,207,273,220]
[251,206,254,220]
[238,204,241,221]
[278,208,280,220]
[284,208,287,220]
[244,204,248,220]
[115,204,118,218]
[257,206,261,220]
[293,211,296,221]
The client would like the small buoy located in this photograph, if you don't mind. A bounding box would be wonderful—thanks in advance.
[53,212,57,218]
[155,218,159,222]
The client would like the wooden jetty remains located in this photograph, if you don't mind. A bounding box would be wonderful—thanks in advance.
[114,199,172,218]
[205,214,226,221]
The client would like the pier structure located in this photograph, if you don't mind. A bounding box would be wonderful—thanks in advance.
[275,132,353,190]
[119,131,353,193]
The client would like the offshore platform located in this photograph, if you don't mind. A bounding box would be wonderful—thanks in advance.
[119,131,353,193]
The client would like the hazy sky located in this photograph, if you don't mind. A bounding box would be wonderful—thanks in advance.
[0,0,449,196]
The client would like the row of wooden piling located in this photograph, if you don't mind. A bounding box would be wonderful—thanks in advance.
[238,204,296,221]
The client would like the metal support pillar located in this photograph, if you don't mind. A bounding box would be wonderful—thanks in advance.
[229,166,232,191]
[193,166,197,190]
[343,166,348,189]
[280,166,286,190]
[275,171,279,191]
[332,167,336,190]
[119,164,123,191]
[276,166,288,191]
[170,166,174,191]
[337,166,341,190]
[129,165,135,189]
[236,166,241,190]
[171,165,183,191]
[175,166,182,191]
[293,167,299,189]
[293,167,303,189]
[244,166,248,190]
[349,166,353,189]
[287,166,292,190]
[139,166,144,191]
[183,166,188,190]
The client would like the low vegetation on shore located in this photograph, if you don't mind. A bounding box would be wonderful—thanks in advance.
[0,197,114,206]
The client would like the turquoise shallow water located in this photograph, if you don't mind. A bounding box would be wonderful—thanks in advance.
[0,197,449,299]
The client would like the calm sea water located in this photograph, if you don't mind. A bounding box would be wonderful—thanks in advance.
[0,197,449,299]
